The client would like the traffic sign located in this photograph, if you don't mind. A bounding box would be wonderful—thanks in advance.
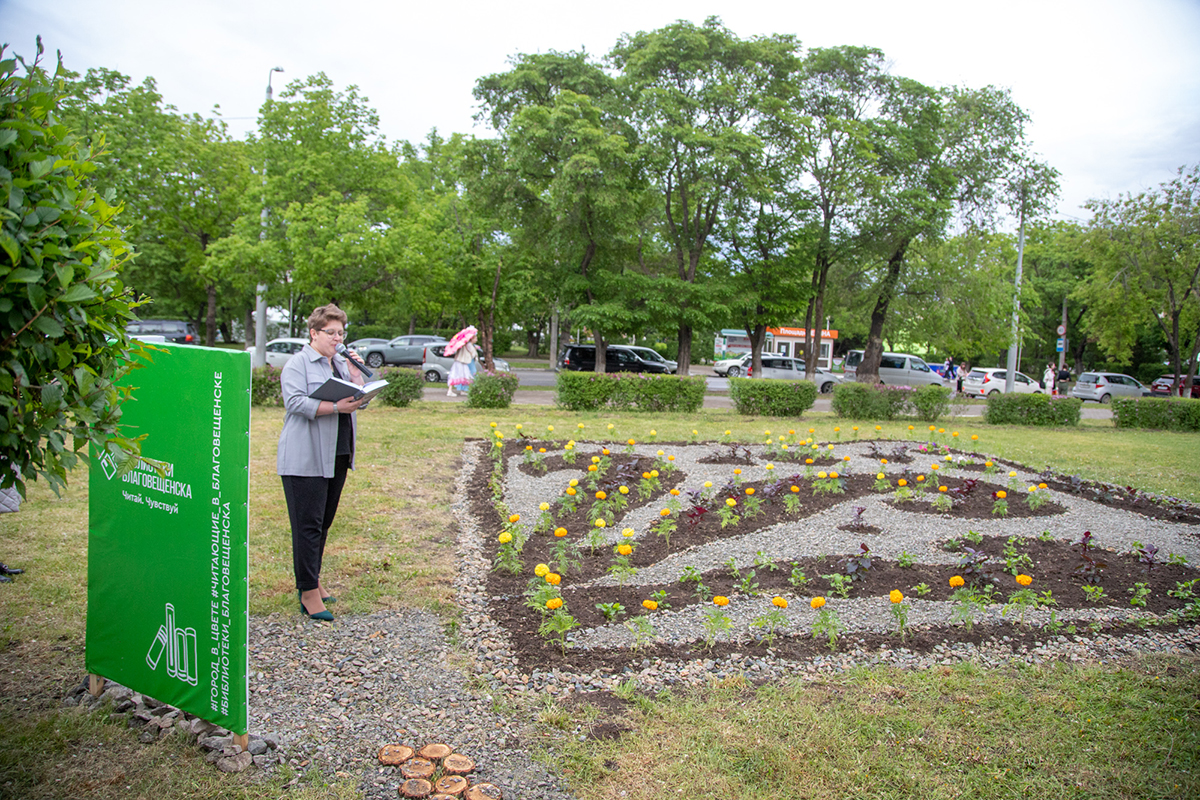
[1057,325,1066,336]
[1056,337,1065,352]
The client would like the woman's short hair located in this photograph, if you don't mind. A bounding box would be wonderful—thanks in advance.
[306,304,348,334]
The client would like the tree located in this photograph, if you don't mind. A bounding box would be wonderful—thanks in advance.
[1,41,143,496]
[1082,164,1200,393]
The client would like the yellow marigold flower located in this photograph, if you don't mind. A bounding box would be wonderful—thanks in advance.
[547,425,554,432]
[704,481,713,488]
[713,595,729,607]
[578,423,585,429]
[509,514,520,523]
[908,425,915,431]
[817,471,828,479]
[876,425,882,431]
[591,456,601,464]
[490,422,498,428]
[827,444,835,450]
[724,430,732,436]
[984,461,993,468]
[1038,482,1047,489]
[539,448,546,454]
[843,455,851,462]
[569,479,579,487]
[811,444,818,451]
[890,590,904,603]
[607,423,615,430]
[546,597,562,610]
[545,572,561,586]
[916,475,925,482]
[619,485,629,494]
[951,431,958,437]
[898,479,908,487]
[554,527,568,537]
[944,454,952,461]
[525,445,533,451]
[725,498,737,507]
[660,508,671,517]
[929,425,936,432]
[692,429,698,436]
[1028,485,1038,493]
[595,518,607,528]
[745,487,755,496]
[808,428,815,434]
[498,532,512,544]
[733,468,742,475]
[877,473,886,480]
[628,438,636,445]
[810,596,826,609]
[539,502,550,511]
[971,434,979,440]
[938,485,948,492]
[650,470,659,478]
[881,458,889,465]
[764,429,771,436]
[588,465,598,472]
[790,485,800,493]
[642,472,650,479]
[996,490,1007,499]
[602,448,610,455]
[650,430,657,436]
[766,463,775,470]
[515,424,523,430]
[806,458,814,465]
[566,488,576,496]
[834,427,840,433]
[670,488,680,496]
[772,596,788,609]
[788,429,796,435]
[669,455,675,461]
[534,563,550,577]
[494,431,504,439]
[931,464,939,471]
[617,544,632,556]
[642,599,658,611]
[949,575,965,588]
[622,528,635,538]
[1016,574,1033,586]
[657,449,665,456]
[830,471,839,479]
[595,490,607,500]
[1009,471,1017,478]
[938,428,945,434]
[852,426,859,432]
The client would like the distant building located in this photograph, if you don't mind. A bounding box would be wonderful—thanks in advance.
[714,327,838,369]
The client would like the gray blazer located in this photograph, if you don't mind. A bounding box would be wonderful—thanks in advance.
[276,344,358,478]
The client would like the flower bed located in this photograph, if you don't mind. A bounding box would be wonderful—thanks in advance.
[456,426,1200,684]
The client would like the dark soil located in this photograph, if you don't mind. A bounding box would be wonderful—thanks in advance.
[885,475,1068,519]
[469,441,1200,674]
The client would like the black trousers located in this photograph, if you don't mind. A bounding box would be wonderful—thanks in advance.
[281,454,350,592]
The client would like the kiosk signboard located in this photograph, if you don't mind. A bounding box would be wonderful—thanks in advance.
[87,345,250,733]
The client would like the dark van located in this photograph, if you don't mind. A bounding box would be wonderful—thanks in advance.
[556,344,670,374]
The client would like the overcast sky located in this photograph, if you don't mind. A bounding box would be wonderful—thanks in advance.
[3,0,1198,219]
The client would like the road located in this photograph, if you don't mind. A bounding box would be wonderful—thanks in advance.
[424,369,1115,418]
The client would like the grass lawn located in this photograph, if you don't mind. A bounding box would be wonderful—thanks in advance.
[1,402,1197,798]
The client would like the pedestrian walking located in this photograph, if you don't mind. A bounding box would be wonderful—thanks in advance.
[445,326,478,397]
[956,362,968,394]
[1043,362,1056,394]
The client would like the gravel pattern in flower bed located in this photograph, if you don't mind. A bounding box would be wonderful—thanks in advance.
[456,437,1200,693]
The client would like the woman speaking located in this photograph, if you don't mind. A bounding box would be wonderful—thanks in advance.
[277,304,365,622]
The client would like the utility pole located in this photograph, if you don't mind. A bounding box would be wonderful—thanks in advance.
[1004,186,1027,394]
[253,66,284,369]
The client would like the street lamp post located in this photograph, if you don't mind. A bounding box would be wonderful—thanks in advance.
[253,66,284,369]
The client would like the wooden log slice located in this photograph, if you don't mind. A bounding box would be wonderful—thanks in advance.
[399,778,432,799]
[417,742,453,762]
[430,795,457,800]
[442,753,475,775]
[378,744,415,766]
[464,783,503,800]
[399,757,436,780]
[433,774,468,797]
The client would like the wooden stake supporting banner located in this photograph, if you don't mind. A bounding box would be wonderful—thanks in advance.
[89,674,105,697]
[232,733,249,750]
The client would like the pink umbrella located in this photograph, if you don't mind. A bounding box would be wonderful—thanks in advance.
[443,326,478,356]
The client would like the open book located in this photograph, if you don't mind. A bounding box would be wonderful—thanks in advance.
[308,376,389,404]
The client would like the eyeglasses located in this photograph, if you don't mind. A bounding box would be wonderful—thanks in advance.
[318,328,346,339]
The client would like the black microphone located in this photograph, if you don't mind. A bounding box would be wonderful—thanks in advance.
[336,344,373,378]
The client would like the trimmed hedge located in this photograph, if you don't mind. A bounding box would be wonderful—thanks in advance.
[1111,396,1200,431]
[375,367,424,407]
[910,385,953,422]
[728,377,818,417]
[251,365,283,406]
[466,370,521,409]
[983,393,1082,426]
[555,372,706,412]
[831,383,917,420]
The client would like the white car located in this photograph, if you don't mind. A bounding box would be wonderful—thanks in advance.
[962,368,1044,397]
[247,337,309,369]
[713,354,752,377]
[751,356,842,393]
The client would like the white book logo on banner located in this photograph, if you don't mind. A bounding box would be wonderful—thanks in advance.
[145,603,199,685]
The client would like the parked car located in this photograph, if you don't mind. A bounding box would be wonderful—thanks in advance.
[842,350,946,387]
[246,337,309,369]
[556,344,671,374]
[126,319,199,344]
[345,337,389,354]
[624,345,678,374]
[356,335,447,368]
[421,345,511,382]
[713,353,752,377]
[1149,374,1200,398]
[745,356,842,393]
[961,368,1044,397]
[1070,372,1150,403]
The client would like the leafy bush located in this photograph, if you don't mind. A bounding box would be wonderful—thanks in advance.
[910,385,952,422]
[1111,397,1200,432]
[831,383,915,420]
[555,372,706,412]
[984,393,1082,426]
[466,370,521,409]
[728,378,818,417]
[376,367,424,407]
[251,366,283,406]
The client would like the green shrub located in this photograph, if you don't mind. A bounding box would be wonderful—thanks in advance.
[910,385,952,422]
[1111,396,1200,431]
[555,372,706,412]
[728,378,819,417]
[375,367,424,407]
[251,366,283,406]
[983,393,1081,426]
[467,370,521,409]
[831,382,915,420]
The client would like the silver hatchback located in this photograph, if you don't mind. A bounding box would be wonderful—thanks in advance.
[1069,372,1149,403]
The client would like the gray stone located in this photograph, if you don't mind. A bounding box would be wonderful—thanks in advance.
[199,735,230,752]
[252,754,276,771]
[138,728,158,744]
[246,737,269,756]
[261,732,282,750]
[216,751,254,773]
[191,719,218,737]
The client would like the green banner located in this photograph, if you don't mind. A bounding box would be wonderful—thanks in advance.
[87,344,250,734]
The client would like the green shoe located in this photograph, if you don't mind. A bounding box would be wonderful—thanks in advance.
[300,600,334,622]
